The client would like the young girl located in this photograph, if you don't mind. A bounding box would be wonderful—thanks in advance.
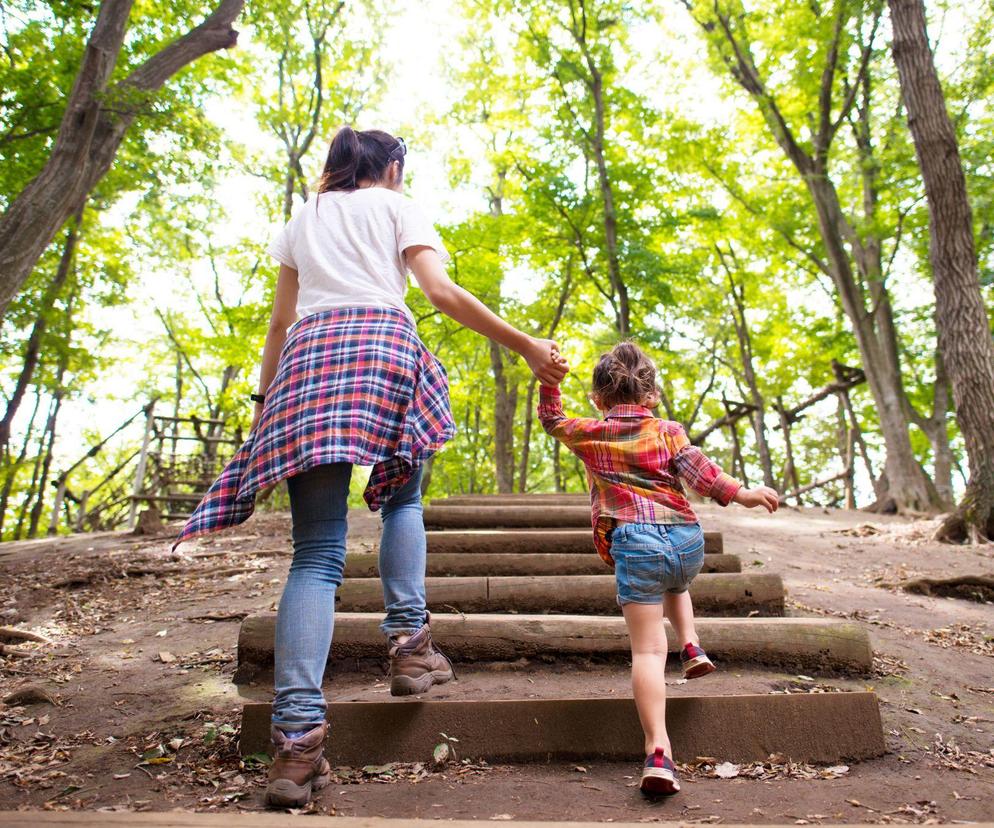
[175,126,567,808]
[537,341,778,797]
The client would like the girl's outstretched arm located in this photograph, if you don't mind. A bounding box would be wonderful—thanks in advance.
[407,246,567,386]
[252,264,299,430]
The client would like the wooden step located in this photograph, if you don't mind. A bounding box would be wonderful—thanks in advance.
[334,573,783,616]
[425,505,601,529]
[433,494,589,506]
[238,692,885,765]
[428,529,724,554]
[235,613,873,682]
[344,551,742,577]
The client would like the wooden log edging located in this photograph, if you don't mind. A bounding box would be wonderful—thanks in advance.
[433,494,589,507]
[343,551,742,578]
[427,529,724,555]
[425,505,597,530]
[0,816,952,828]
[333,573,783,616]
[235,613,874,682]
[238,692,885,764]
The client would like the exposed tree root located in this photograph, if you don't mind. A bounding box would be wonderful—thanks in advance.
[901,575,994,603]
[52,564,264,588]
[934,493,994,545]
[0,644,34,658]
[3,685,57,705]
[0,627,52,645]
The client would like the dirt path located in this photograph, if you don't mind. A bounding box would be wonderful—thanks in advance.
[0,504,991,822]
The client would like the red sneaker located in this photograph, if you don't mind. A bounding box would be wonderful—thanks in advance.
[680,642,716,679]
[640,747,680,796]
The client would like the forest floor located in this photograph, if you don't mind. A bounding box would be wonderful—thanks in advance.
[0,502,991,823]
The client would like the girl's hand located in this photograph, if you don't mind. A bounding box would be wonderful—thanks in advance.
[526,338,569,385]
[733,485,780,513]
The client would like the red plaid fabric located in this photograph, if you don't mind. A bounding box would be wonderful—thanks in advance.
[537,385,741,565]
[173,307,455,549]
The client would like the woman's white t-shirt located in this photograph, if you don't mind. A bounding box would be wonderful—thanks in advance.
[267,187,450,320]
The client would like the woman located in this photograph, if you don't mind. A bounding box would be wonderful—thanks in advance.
[174,126,567,807]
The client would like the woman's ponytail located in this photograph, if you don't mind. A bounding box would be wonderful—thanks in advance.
[318,126,405,193]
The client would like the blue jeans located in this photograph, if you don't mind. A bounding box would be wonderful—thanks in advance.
[271,463,427,731]
[611,522,705,604]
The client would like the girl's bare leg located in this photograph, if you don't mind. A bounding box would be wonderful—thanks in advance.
[664,590,699,648]
[622,602,671,757]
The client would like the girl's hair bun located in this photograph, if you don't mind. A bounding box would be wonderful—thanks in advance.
[591,340,660,409]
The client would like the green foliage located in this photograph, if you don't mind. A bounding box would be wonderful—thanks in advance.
[3,0,993,535]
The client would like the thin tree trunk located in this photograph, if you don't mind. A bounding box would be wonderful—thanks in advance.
[717,245,775,487]
[517,378,538,493]
[518,262,574,493]
[583,57,628,335]
[0,0,244,318]
[0,388,42,536]
[0,213,81,449]
[14,402,50,540]
[687,1,941,514]
[27,387,64,538]
[888,0,994,541]
[489,341,517,494]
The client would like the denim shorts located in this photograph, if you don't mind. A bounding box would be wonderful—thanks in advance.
[610,522,705,605]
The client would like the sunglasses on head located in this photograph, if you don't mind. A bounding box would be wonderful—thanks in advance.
[390,137,407,159]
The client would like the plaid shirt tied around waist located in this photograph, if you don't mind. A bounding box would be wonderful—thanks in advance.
[174,306,455,549]
[537,385,741,565]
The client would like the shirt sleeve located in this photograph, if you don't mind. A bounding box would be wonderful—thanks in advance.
[267,219,296,269]
[537,385,584,444]
[668,424,742,506]
[397,199,450,268]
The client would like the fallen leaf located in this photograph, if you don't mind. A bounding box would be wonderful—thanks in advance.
[714,761,740,779]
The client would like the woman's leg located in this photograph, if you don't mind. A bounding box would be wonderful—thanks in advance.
[663,591,700,648]
[621,601,672,757]
[271,463,351,732]
[378,467,427,638]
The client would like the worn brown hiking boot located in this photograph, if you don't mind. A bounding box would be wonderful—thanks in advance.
[265,722,331,808]
[388,616,455,696]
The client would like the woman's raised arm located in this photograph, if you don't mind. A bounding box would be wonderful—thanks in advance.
[407,246,568,385]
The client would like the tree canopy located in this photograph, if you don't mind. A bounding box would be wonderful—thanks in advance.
[2,0,992,540]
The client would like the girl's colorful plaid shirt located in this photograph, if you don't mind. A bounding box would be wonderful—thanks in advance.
[537,385,742,565]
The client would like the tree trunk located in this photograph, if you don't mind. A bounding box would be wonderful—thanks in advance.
[0,388,43,536]
[888,0,994,541]
[517,378,538,493]
[0,0,244,318]
[0,212,81,449]
[489,341,517,494]
[718,246,776,487]
[806,174,939,513]
[587,67,629,336]
[27,387,64,538]
[689,1,942,514]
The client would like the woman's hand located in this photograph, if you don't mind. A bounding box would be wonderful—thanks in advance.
[525,338,569,386]
[733,486,780,513]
